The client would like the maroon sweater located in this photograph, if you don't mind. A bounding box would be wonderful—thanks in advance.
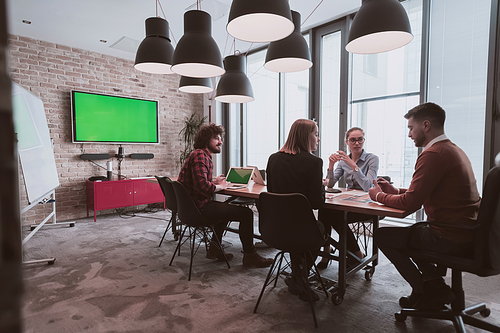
[377,140,481,242]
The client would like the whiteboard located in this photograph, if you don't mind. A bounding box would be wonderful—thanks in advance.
[12,83,59,204]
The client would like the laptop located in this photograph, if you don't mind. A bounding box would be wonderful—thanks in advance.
[225,167,254,189]
[247,165,266,185]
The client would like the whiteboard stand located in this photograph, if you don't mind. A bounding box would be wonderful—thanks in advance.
[22,190,76,265]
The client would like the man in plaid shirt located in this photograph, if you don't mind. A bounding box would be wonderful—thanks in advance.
[178,123,273,268]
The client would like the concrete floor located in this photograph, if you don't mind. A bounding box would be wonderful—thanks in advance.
[21,209,500,333]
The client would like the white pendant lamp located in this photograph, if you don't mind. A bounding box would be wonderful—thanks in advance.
[346,0,413,54]
[264,10,312,73]
[171,10,225,78]
[179,76,214,94]
[215,55,254,103]
[227,0,294,43]
[134,17,175,74]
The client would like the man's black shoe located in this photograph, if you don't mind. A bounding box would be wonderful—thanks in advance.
[285,277,302,295]
[415,279,455,310]
[399,290,423,308]
[285,277,320,302]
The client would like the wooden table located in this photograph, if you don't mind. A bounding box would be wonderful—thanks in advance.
[152,178,411,304]
[221,183,412,305]
[322,190,412,304]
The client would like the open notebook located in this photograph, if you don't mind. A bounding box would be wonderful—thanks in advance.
[225,167,254,189]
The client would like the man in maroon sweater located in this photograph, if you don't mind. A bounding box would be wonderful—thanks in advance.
[369,102,481,310]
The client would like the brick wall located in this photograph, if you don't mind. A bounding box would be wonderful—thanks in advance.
[8,34,204,224]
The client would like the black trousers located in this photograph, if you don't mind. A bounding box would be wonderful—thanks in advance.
[374,224,472,293]
[318,209,373,254]
[290,220,324,280]
[200,201,255,253]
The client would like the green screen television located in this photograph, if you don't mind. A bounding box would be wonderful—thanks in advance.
[71,91,159,144]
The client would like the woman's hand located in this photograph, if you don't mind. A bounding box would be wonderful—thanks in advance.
[328,153,342,169]
[335,150,356,170]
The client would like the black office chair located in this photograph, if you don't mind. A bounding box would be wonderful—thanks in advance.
[155,176,180,246]
[395,166,500,333]
[254,192,328,328]
[169,181,231,281]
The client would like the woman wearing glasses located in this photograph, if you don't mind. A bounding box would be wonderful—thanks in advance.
[318,127,379,268]
[323,127,378,191]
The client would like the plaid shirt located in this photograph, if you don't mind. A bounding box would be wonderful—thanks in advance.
[178,148,216,209]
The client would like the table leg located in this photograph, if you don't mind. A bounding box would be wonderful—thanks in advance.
[372,216,379,267]
[331,211,347,305]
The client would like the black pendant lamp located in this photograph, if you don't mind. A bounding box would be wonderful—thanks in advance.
[134,17,175,74]
[171,10,225,78]
[179,76,214,94]
[227,0,294,43]
[215,55,254,103]
[264,11,312,73]
[346,0,413,54]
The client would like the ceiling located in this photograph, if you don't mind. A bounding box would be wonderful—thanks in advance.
[6,0,360,62]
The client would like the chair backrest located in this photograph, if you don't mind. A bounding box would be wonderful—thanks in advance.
[171,181,213,228]
[155,176,176,212]
[258,192,325,254]
[476,166,500,271]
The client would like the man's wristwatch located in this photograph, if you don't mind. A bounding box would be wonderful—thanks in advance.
[354,167,359,172]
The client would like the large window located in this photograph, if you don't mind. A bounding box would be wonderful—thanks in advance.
[349,0,423,189]
[319,30,342,166]
[245,35,310,170]
[225,0,496,204]
[427,0,491,192]
[245,50,279,170]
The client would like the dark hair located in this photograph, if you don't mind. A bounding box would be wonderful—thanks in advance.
[193,123,225,149]
[280,119,317,154]
[345,127,364,140]
[404,102,446,129]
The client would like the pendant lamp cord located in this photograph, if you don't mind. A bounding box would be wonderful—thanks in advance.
[223,34,230,57]
[244,43,253,57]
[302,0,324,26]
[157,0,165,19]
[155,0,178,45]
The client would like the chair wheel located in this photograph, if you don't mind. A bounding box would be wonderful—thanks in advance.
[480,308,491,317]
[331,288,344,305]
[395,312,407,322]
[365,267,375,281]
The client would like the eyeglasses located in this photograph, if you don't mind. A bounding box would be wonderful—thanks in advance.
[348,137,365,144]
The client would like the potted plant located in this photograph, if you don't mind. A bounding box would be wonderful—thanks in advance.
[178,113,207,168]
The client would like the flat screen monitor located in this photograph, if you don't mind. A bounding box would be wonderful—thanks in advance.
[71,90,159,144]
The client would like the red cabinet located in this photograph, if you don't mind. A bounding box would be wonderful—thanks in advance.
[86,178,164,221]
